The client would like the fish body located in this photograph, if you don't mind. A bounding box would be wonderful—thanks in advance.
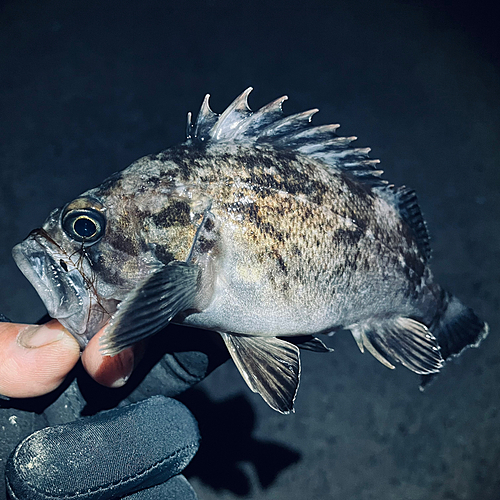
[159,144,433,336]
[13,88,488,412]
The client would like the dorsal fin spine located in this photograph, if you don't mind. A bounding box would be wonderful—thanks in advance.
[187,87,384,185]
[210,87,253,140]
[193,94,218,141]
[185,112,193,139]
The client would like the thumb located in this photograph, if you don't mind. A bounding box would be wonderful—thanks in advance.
[0,320,80,398]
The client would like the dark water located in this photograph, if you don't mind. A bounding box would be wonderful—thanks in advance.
[1,1,499,498]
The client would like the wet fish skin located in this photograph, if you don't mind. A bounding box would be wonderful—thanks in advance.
[86,142,433,339]
[12,88,488,412]
[158,144,432,336]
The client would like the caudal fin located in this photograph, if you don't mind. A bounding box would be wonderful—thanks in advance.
[420,291,489,388]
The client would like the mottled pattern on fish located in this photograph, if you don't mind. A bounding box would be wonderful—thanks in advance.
[84,142,433,336]
[13,88,488,412]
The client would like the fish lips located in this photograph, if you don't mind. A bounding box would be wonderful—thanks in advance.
[12,231,91,345]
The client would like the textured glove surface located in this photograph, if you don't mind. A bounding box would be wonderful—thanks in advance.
[6,396,200,500]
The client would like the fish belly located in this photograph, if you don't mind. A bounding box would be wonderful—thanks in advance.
[183,233,427,337]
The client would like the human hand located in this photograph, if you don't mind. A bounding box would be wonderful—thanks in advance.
[0,313,229,499]
[6,395,200,500]
[0,314,228,401]
[0,319,136,399]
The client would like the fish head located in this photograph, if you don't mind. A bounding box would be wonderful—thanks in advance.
[12,195,121,346]
[12,158,205,347]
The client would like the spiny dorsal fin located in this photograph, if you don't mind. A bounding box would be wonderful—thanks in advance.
[186,88,386,187]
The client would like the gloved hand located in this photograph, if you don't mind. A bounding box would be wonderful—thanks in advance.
[0,315,229,499]
[6,396,199,500]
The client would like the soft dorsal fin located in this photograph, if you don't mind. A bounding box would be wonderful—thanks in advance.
[186,88,386,187]
[375,185,431,262]
[395,186,431,261]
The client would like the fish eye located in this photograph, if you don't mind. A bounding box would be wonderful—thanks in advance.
[62,208,106,244]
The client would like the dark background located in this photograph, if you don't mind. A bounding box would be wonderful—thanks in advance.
[1,0,499,499]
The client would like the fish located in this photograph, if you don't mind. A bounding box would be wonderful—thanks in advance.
[12,88,489,413]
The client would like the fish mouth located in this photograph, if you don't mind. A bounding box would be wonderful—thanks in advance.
[12,229,94,347]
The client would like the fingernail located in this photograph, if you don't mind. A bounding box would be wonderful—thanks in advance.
[17,324,67,349]
[110,376,129,388]
[109,349,135,388]
[110,349,134,388]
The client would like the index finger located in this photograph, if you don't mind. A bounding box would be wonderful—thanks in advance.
[81,324,138,388]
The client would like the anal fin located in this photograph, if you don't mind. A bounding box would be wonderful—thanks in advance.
[350,317,443,375]
[219,333,301,414]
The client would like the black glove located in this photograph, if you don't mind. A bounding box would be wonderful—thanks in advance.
[6,396,199,500]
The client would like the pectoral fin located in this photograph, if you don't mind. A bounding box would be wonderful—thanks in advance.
[219,333,301,414]
[100,262,200,356]
[350,317,444,374]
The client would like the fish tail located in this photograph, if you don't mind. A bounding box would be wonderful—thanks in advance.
[420,289,489,388]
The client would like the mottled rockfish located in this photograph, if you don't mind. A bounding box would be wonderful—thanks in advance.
[13,88,488,412]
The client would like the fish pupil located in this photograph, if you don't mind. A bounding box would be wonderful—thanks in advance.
[59,259,68,272]
[62,205,105,244]
[74,217,97,238]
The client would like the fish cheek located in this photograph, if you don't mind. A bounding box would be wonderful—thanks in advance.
[88,248,131,291]
[149,223,198,263]
[135,197,200,264]
[86,229,149,295]
[150,200,192,227]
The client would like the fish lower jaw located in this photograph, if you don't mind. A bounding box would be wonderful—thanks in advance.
[12,237,93,339]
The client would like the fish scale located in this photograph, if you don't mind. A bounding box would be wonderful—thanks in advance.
[12,88,488,413]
